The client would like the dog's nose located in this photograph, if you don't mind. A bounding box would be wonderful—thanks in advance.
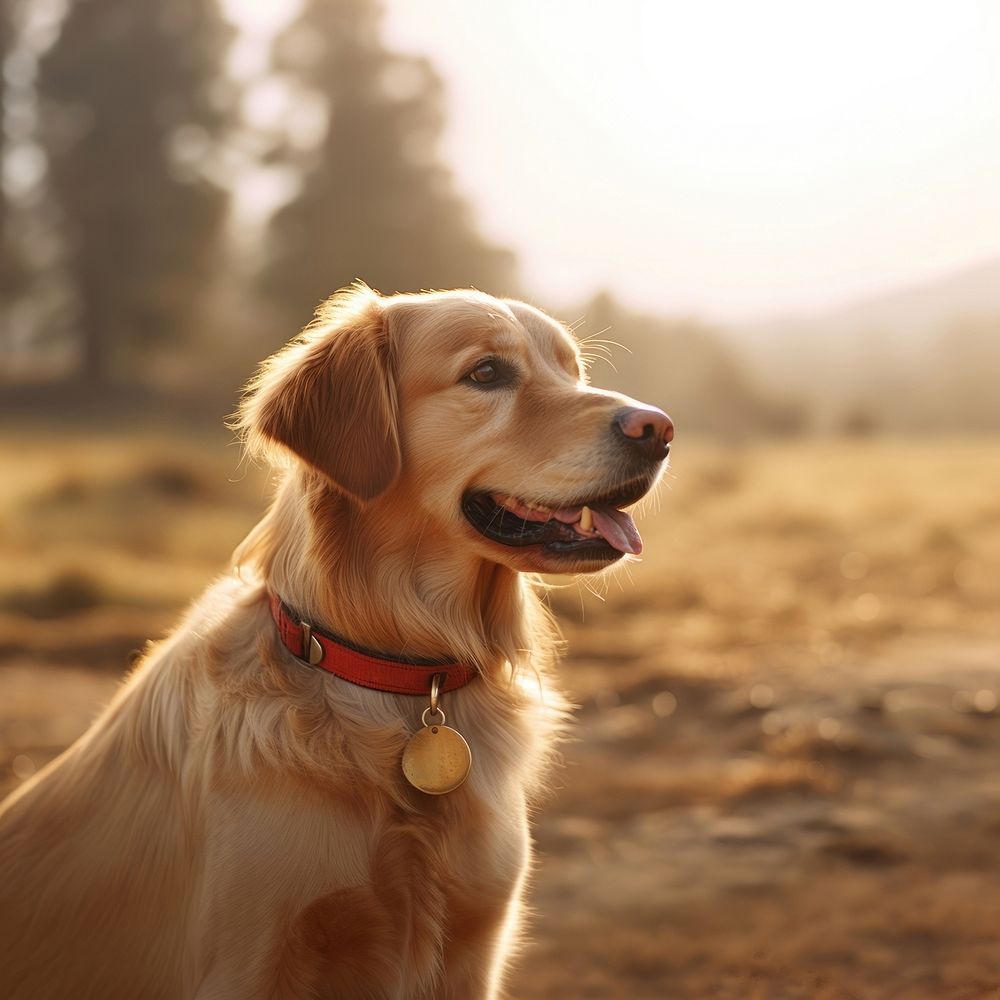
[614,406,674,460]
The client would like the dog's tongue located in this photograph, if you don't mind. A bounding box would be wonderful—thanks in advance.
[589,506,643,555]
[494,494,643,555]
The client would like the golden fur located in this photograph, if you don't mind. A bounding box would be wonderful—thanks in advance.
[0,285,668,999]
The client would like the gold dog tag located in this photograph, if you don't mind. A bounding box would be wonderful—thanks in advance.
[402,715,472,795]
[401,674,472,795]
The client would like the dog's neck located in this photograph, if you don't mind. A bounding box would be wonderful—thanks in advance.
[235,469,554,677]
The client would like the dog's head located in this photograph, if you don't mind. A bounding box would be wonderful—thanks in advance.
[239,284,672,576]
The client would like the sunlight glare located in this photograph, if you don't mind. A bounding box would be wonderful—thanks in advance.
[381,0,1000,317]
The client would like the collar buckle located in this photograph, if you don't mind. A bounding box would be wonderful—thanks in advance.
[300,620,324,665]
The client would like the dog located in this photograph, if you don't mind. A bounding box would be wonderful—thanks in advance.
[0,284,672,999]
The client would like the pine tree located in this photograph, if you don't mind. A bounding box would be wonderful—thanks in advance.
[262,0,517,323]
[0,0,17,307]
[37,0,235,385]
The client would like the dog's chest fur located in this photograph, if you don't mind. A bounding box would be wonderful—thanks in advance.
[277,805,528,997]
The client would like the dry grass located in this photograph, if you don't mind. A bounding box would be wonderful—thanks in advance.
[551,437,1000,687]
[0,428,267,663]
[2,427,1000,997]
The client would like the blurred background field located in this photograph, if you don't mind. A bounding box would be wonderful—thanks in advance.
[2,0,1000,996]
[2,431,999,998]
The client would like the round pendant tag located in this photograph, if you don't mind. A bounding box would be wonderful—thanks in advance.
[401,723,472,795]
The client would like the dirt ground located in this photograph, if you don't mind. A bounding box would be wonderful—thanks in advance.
[2,430,999,998]
[515,635,1000,999]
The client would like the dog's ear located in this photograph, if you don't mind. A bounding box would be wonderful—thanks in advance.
[239,287,401,503]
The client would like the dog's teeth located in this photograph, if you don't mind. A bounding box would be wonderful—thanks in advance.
[580,506,593,532]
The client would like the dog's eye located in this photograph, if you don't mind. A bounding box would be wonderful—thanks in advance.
[465,359,516,388]
[463,357,518,390]
[469,361,499,384]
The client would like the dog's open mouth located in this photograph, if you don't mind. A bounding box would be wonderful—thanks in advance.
[461,479,651,560]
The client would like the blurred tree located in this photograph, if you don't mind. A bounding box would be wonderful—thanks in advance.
[262,0,517,325]
[578,291,807,437]
[923,317,1000,431]
[0,0,20,309]
[838,404,879,438]
[36,0,235,386]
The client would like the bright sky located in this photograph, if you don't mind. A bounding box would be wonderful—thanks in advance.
[229,0,1000,322]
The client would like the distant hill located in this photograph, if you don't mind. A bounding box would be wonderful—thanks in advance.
[729,257,1000,432]
[744,257,1000,348]
[828,257,1000,340]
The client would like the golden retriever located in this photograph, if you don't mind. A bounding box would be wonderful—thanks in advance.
[0,285,672,999]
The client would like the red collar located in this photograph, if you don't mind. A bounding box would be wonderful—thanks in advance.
[268,593,479,696]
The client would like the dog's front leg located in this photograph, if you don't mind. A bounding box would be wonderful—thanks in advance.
[188,783,397,1000]
[436,856,530,1000]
